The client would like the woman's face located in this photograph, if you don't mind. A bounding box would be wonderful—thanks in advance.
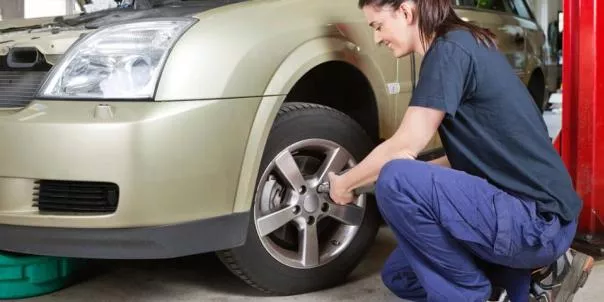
[362,3,419,58]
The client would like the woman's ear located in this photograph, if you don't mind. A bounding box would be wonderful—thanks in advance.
[399,2,416,25]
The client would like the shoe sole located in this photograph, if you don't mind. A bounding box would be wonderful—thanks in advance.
[556,253,594,302]
[576,254,594,290]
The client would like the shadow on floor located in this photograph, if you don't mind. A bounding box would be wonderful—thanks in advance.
[38,226,397,301]
[77,253,270,297]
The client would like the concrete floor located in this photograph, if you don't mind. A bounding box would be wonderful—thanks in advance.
[12,227,604,302]
[543,94,562,138]
[12,97,604,302]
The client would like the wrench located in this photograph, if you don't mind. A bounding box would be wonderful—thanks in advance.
[316,181,375,196]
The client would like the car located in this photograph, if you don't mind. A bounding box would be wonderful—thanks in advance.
[0,0,551,295]
[456,0,552,110]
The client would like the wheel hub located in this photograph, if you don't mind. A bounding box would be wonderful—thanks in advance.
[302,193,320,213]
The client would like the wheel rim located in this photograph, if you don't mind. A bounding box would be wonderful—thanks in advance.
[253,138,366,269]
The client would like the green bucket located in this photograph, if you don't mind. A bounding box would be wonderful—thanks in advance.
[0,252,86,300]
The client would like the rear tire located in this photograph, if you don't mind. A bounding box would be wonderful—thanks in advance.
[528,71,546,112]
[217,102,380,295]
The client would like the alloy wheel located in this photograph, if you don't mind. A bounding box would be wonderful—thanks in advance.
[253,139,366,269]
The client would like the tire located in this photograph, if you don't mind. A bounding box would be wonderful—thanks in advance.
[528,72,546,112]
[217,102,380,295]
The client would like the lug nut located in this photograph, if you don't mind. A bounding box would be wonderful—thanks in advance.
[307,216,315,225]
[299,185,307,194]
[293,205,301,214]
[321,203,329,212]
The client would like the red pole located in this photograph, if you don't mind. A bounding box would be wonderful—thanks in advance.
[560,0,604,248]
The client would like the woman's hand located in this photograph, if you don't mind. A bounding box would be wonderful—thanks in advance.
[328,172,354,205]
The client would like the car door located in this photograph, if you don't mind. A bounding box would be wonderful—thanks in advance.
[454,0,528,79]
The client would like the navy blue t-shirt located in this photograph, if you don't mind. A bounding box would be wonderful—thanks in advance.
[411,29,581,223]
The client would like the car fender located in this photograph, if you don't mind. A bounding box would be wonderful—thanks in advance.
[154,5,335,101]
[231,36,388,213]
[155,0,385,101]
[525,48,544,81]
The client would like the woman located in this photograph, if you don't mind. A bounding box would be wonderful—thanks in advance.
[327,0,593,301]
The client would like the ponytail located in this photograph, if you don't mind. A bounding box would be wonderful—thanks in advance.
[358,0,497,51]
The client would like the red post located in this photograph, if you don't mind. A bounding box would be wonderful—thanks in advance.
[559,0,604,250]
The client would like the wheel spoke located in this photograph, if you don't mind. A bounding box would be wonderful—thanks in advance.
[257,204,299,237]
[315,147,351,184]
[327,203,364,226]
[300,222,319,267]
[275,150,307,193]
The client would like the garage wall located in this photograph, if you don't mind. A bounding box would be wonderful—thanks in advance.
[527,0,562,39]
[87,0,117,9]
[83,0,118,12]
[0,0,88,20]
[25,0,68,18]
[546,0,563,31]
[0,0,25,20]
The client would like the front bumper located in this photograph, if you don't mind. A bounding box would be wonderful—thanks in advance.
[0,212,249,259]
[0,97,260,229]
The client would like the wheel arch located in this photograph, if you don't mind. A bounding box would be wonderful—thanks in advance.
[232,38,386,213]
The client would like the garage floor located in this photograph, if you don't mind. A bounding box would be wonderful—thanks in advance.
[10,97,604,302]
[13,227,604,302]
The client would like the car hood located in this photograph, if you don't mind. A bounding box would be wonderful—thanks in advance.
[0,0,246,65]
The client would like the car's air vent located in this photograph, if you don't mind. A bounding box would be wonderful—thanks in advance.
[7,47,44,69]
[33,180,119,214]
[0,70,47,108]
[0,50,52,109]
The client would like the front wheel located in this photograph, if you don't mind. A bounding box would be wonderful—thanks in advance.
[217,102,380,295]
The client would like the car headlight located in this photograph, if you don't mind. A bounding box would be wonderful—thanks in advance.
[38,18,196,100]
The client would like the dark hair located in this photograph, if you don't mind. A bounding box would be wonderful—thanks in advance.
[358,0,497,51]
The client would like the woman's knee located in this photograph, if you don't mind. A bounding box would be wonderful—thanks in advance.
[377,158,430,186]
[375,159,430,204]
[376,159,415,194]
[378,158,416,180]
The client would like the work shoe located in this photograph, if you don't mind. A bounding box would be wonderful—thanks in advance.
[531,249,594,301]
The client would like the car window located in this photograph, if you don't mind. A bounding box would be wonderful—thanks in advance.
[455,0,508,13]
[506,0,533,19]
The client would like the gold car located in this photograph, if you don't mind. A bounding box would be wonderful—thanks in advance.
[0,0,550,295]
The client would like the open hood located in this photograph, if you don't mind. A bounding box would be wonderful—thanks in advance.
[0,0,246,65]
[0,16,58,32]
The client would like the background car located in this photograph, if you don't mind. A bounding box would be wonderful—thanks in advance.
[0,0,551,296]
[455,0,552,111]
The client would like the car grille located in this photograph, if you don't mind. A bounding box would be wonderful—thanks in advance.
[1,50,52,109]
[0,71,47,108]
[33,180,119,214]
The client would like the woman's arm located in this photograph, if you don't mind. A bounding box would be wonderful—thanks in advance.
[328,39,472,204]
[331,106,445,202]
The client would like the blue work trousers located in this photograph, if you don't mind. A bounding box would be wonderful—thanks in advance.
[375,159,577,302]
